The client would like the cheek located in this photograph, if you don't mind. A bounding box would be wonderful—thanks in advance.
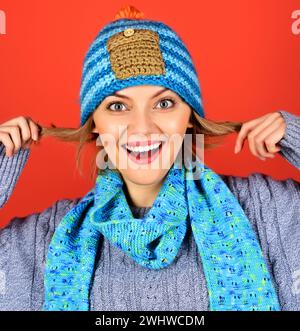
[94,113,118,137]
[94,118,120,149]
[160,111,191,134]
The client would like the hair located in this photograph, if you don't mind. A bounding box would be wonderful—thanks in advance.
[39,108,242,182]
[39,5,242,182]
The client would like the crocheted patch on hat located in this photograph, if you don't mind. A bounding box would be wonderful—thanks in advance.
[107,28,166,79]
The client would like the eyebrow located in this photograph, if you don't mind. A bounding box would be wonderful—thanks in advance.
[112,87,170,100]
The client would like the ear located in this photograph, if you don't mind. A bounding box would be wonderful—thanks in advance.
[187,121,193,129]
[187,111,193,129]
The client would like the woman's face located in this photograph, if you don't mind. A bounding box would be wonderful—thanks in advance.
[92,85,193,185]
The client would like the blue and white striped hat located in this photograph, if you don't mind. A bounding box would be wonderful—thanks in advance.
[79,9,204,126]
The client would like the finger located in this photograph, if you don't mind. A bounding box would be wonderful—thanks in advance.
[247,119,276,159]
[23,137,34,149]
[0,131,15,157]
[27,118,41,141]
[0,116,30,141]
[252,117,283,158]
[242,112,281,151]
[247,115,281,158]
[234,113,270,153]
[15,116,32,143]
[0,125,22,154]
[263,122,286,154]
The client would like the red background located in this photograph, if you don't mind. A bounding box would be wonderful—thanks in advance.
[0,0,300,227]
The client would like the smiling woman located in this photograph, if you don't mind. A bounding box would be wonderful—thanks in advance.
[40,86,242,182]
[39,83,242,209]
[0,4,300,312]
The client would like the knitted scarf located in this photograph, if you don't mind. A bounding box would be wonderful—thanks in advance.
[43,161,280,311]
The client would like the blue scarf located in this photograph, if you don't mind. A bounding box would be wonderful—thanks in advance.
[43,161,280,311]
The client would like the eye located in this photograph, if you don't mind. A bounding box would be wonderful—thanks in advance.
[106,101,127,112]
[156,98,176,110]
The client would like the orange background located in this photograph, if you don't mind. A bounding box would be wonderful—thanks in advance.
[0,0,300,227]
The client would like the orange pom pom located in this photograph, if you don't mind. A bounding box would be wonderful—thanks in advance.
[114,5,145,20]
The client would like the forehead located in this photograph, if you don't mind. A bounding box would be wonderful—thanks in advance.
[106,85,178,98]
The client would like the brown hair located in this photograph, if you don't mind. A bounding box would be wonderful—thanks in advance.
[39,109,242,182]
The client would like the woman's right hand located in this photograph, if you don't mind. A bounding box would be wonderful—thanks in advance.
[0,116,41,157]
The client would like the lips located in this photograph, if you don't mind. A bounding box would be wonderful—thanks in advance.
[123,141,164,164]
[121,140,164,148]
[122,141,164,154]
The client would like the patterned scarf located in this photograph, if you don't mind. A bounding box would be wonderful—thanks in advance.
[43,161,280,311]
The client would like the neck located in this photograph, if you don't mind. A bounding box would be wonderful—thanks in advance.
[122,177,164,208]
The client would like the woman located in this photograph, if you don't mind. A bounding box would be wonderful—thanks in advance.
[0,5,299,311]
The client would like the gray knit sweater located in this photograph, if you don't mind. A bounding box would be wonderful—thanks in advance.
[0,110,300,311]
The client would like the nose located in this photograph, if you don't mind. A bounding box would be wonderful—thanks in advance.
[129,108,156,135]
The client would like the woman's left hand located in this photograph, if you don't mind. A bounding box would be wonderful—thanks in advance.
[234,112,287,161]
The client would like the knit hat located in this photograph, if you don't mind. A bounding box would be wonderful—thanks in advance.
[79,5,204,126]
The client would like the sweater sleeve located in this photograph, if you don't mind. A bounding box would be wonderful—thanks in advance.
[219,111,300,310]
[277,110,300,170]
[0,142,83,310]
[0,143,30,209]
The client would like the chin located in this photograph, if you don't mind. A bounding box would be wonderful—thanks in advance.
[119,167,169,186]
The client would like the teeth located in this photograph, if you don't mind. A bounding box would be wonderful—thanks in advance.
[126,142,161,153]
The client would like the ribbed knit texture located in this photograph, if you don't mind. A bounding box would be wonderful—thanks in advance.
[79,18,204,126]
[0,145,30,209]
[0,110,299,311]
